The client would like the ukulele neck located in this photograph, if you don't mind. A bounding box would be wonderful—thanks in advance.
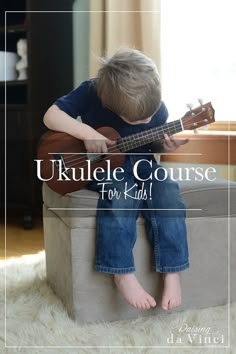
[118,119,183,152]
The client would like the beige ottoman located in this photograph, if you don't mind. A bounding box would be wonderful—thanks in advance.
[42,178,236,324]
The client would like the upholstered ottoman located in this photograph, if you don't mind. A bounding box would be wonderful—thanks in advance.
[42,178,236,324]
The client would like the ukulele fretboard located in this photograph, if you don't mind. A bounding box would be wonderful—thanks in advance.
[118,119,183,152]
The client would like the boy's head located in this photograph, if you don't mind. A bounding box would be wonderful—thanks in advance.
[96,48,161,123]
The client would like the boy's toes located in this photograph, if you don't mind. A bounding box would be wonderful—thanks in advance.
[144,299,151,309]
[161,297,169,310]
[147,296,157,308]
[136,301,142,309]
[143,300,150,310]
[136,298,153,310]
[168,300,175,310]
[169,299,181,310]
[136,300,143,309]
[140,301,147,309]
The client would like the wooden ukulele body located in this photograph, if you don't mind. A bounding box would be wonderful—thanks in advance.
[37,102,215,195]
[37,126,125,195]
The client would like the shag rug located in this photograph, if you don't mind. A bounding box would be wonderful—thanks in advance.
[0,251,235,354]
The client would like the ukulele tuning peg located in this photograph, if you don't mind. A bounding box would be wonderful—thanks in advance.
[186,103,194,111]
[198,98,206,111]
[198,98,204,105]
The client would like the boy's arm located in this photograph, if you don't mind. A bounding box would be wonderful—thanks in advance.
[44,104,94,140]
[43,105,115,153]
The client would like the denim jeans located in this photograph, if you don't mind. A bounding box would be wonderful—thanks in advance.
[86,155,189,274]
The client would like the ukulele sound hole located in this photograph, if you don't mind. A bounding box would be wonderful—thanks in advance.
[86,153,106,162]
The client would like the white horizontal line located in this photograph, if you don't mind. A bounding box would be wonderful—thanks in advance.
[6,11,161,13]
[49,208,202,211]
[6,346,229,349]
[48,153,202,155]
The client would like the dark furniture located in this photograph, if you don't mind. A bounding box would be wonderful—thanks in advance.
[1,1,73,228]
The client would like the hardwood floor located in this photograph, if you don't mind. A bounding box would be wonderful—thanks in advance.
[0,217,44,260]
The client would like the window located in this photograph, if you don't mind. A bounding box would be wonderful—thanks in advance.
[161,0,236,122]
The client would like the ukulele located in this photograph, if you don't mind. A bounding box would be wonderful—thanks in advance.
[37,102,215,195]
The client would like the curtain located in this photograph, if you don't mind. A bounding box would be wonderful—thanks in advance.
[89,0,161,77]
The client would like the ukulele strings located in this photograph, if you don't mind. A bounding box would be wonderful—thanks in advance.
[63,124,177,167]
[62,112,206,166]
[62,116,196,166]
[59,115,208,170]
[59,123,204,174]
[64,117,206,168]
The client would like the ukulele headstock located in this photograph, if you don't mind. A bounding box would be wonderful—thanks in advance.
[181,101,215,132]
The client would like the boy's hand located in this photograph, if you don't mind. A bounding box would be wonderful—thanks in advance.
[162,134,189,152]
[84,130,116,153]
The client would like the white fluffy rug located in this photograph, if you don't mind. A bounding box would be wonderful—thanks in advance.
[0,251,235,354]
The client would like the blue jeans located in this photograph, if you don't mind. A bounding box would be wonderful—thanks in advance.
[87,155,189,274]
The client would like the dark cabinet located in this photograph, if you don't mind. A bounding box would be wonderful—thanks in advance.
[1,1,73,228]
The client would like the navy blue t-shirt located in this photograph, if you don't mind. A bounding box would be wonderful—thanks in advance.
[54,79,168,153]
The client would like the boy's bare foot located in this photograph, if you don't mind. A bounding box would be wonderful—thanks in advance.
[161,272,182,311]
[114,273,157,310]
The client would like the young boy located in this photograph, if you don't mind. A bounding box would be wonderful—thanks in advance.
[43,48,189,311]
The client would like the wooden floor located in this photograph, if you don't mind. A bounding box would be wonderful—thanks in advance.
[0,217,44,260]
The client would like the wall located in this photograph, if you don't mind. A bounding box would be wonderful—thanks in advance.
[73,0,90,87]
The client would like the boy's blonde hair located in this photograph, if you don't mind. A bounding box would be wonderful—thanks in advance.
[96,48,161,122]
